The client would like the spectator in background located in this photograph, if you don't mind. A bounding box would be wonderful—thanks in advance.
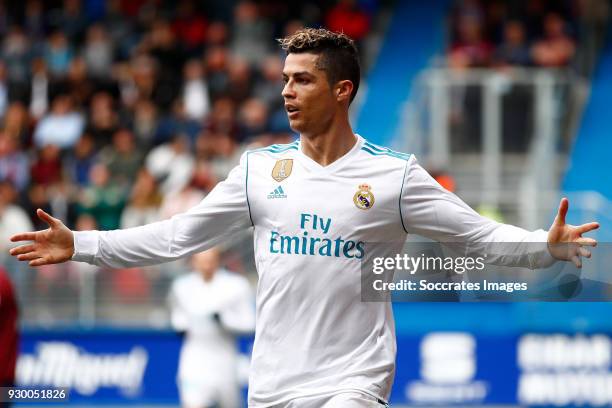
[206,21,229,47]
[449,15,493,68]
[238,97,269,143]
[205,46,231,99]
[120,169,162,229]
[48,0,86,43]
[253,54,284,111]
[30,144,62,186]
[226,56,254,104]
[0,132,29,192]
[493,20,531,67]
[43,31,74,78]
[77,163,126,231]
[2,102,30,145]
[325,0,371,44]
[155,100,202,146]
[0,266,19,408]
[532,12,576,67]
[100,128,144,189]
[86,91,119,148]
[146,19,184,110]
[24,0,46,41]
[29,58,49,120]
[34,94,84,149]
[0,181,34,262]
[201,97,239,149]
[1,26,31,86]
[168,248,255,408]
[182,59,211,122]
[64,133,98,187]
[172,0,208,55]
[25,184,52,230]
[83,24,114,81]
[231,0,273,66]
[158,176,206,220]
[64,57,95,109]
[130,98,159,149]
[146,133,195,196]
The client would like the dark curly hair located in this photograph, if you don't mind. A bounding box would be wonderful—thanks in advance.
[278,28,360,103]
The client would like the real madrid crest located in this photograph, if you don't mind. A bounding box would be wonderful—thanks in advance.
[353,183,375,210]
[271,159,293,182]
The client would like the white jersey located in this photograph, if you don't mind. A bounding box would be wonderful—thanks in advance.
[72,135,553,406]
[169,269,255,407]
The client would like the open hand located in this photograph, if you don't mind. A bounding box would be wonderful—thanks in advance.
[9,209,74,267]
[547,198,599,268]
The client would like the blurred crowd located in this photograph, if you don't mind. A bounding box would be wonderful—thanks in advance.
[447,0,587,69]
[0,0,378,267]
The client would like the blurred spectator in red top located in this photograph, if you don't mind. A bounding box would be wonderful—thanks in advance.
[172,0,208,54]
[206,21,229,47]
[325,0,371,43]
[449,15,493,69]
[0,266,19,398]
[31,144,62,186]
[493,20,531,67]
[531,12,576,67]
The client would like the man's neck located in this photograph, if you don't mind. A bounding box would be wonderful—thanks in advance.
[300,121,357,167]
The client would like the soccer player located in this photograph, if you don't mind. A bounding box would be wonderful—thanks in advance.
[9,29,599,407]
[169,248,255,408]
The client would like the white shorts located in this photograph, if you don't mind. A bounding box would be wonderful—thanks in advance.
[275,391,387,408]
[179,379,241,408]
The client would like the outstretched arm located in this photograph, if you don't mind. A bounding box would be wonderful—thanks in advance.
[401,157,599,268]
[9,156,252,268]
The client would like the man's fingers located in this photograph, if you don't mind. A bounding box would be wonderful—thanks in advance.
[571,255,582,268]
[10,232,37,242]
[575,237,598,247]
[9,244,37,256]
[37,209,57,227]
[29,257,49,267]
[578,247,591,258]
[576,222,600,235]
[554,198,569,226]
[18,252,41,262]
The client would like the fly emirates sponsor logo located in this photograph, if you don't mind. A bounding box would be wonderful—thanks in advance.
[269,213,365,259]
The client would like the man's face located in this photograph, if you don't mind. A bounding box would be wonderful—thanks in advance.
[282,53,336,135]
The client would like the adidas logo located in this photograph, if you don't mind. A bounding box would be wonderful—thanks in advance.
[267,185,287,199]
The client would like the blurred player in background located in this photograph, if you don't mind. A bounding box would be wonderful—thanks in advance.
[168,247,255,408]
[9,28,599,407]
[0,266,18,408]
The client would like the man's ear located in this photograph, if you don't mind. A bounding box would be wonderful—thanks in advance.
[335,80,354,103]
